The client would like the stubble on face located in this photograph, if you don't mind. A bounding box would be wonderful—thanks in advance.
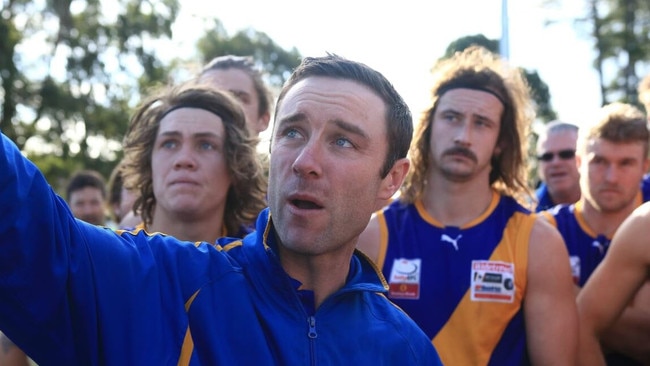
[582,140,646,214]
[267,77,388,258]
[429,89,503,184]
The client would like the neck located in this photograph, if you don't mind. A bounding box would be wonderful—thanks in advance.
[422,173,495,227]
[580,198,638,238]
[550,187,581,206]
[148,208,224,243]
[277,242,355,309]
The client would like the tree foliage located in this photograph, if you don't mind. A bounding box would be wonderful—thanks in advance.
[441,34,558,123]
[0,1,301,194]
[1,0,180,191]
[195,19,302,88]
[544,0,650,107]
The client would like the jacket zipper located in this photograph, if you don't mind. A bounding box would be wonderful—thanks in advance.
[308,315,317,365]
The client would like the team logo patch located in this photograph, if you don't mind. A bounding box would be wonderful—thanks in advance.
[387,258,421,300]
[470,260,515,303]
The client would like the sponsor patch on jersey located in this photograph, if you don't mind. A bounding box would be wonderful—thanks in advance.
[387,258,421,300]
[569,255,581,285]
[470,260,515,303]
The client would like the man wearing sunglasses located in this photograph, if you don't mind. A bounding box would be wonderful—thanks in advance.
[535,120,581,212]
[541,102,650,365]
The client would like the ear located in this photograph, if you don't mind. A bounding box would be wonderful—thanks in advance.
[643,157,650,173]
[494,144,502,157]
[256,112,271,134]
[378,158,410,200]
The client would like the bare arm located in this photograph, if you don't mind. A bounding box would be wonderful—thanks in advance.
[0,333,29,366]
[601,281,650,365]
[525,217,578,365]
[577,203,650,366]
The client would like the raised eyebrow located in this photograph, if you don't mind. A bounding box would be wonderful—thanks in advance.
[332,119,369,140]
[276,112,307,127]
[275,113,369,140]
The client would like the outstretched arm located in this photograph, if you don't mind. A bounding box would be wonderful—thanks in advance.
[577,202,650,366]
[525,217,578,365]
[0,134,168,363]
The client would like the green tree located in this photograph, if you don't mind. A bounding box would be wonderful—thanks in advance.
[544,0,650,107]
[195,19,302,88]
[1,0,181,192]
[442,34,558,123]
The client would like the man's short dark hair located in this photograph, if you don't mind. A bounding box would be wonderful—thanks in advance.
[66,170,106,201]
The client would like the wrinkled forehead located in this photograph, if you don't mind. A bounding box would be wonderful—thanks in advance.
[274,77,387,133]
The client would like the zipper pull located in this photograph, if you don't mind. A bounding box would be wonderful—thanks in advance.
[307,316,317,339]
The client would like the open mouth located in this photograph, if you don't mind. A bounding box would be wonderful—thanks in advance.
[291,199,323,209]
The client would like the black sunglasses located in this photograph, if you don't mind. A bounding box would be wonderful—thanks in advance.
[537,149,576,162]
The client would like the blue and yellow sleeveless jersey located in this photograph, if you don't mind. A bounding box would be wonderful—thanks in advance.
[375,191,536,366]
[542,190,647,286]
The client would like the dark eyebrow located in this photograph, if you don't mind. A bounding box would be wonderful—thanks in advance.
[277,112,307,125]
[158,131,182,138]
[439,107,496,124]
[438,108,463,119]
[158,131,221,139]
[276,112,369,140]
[192,131,222,139]
[229,89,251,99]
[332,119,369,140]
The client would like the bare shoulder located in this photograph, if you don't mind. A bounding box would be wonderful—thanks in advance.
[607,202,650,265]
[356,212,381,263]
[617,201,650,236]
[527,215,571,272]
[523,215,578,364]
[529,214,565,251]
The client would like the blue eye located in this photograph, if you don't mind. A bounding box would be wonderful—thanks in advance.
[443,113,458,122]
[286,128,301,139]
[199,141,215,150]
[334,137,353,148]
[161,140,177,149]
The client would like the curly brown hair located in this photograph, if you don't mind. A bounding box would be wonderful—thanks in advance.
[121,81,267,235]
[401,46,535,206]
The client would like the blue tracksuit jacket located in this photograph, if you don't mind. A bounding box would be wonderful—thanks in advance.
[0,133,441,365]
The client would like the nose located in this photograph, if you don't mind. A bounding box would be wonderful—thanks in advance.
[453,123,471,146]
[604,165,619,183]
[173,145,197,170]
[292,140,322,178]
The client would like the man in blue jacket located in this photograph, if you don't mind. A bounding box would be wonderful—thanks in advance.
[0,54,442,365]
